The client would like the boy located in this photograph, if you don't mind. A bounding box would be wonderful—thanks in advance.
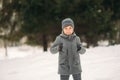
[50,18,86,80]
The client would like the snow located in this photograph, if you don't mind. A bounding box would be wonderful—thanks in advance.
[0,45,120,80]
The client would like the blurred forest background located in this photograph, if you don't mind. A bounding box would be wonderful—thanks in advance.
[0,0,120,52]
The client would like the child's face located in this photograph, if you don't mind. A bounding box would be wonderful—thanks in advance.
[63,26,74,35]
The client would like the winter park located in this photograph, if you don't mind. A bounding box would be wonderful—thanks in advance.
[0,0,120,80]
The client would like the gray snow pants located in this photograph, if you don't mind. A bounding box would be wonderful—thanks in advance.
[60,73,81,80]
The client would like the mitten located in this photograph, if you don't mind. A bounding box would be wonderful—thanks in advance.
[77,44,81,51]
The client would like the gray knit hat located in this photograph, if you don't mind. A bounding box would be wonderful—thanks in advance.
[62,18,74,29]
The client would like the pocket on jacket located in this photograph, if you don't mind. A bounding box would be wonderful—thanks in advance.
[73,54,80,65]
[59,60,69,71]
[59,57,67,65]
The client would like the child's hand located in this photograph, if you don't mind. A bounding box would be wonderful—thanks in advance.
[59,43,63,51]
[77,44,86,54]
[77,44,81,51]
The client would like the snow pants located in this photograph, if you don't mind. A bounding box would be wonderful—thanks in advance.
[60,73,81,80]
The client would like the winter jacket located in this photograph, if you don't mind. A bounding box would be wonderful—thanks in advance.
[50,33,86,75]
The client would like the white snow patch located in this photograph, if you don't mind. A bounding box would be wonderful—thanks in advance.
[0,45,120,80]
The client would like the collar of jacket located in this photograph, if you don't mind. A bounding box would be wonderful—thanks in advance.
[60,31,76,40]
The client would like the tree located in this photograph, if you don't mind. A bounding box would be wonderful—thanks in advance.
[1,0,119,51]
[0,0,21,56]
[19,0,61,51]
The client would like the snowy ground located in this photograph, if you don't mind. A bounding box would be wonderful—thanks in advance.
[0,45,120,80]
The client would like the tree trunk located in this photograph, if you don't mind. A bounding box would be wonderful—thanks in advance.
[3,38,8,56]
[116,31,120,44]
[42,34,48,52]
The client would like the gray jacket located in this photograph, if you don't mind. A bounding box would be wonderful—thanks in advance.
[50,33,86,75]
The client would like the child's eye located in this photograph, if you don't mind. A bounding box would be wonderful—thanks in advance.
[65,27,68,29]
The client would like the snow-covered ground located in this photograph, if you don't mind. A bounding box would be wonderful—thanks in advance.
[0,45,120,80]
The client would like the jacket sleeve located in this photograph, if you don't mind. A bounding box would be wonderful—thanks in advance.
[50,36,61,54]
[76,37,86,54]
